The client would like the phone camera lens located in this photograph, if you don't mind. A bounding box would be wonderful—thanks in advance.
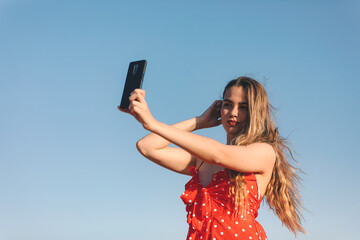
[133,64,138,75]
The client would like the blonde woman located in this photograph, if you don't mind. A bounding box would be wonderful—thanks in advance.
[119,77,305,240]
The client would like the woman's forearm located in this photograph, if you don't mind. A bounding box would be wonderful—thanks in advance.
[149,120,222,164]
[137,117,199,152]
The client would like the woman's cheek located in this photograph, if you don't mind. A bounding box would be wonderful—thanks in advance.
[221,108,228,117]
[220,110,227,124]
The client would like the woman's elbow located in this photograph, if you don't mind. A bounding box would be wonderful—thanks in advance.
[136,139,147,156]
[211,155,223,165]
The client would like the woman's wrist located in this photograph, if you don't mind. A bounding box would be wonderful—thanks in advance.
[147,118,161,133]
[195,116,204,131]
[149,117,200,135]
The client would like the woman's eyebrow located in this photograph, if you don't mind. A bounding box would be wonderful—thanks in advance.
[223,99,248,105]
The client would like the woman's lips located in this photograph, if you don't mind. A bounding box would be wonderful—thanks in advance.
[227,120,238,126]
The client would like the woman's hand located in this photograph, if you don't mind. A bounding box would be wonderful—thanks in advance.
[117,89,157,131]
[196,100,222,130]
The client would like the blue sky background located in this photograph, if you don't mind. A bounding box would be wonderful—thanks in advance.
[1,1,359,239]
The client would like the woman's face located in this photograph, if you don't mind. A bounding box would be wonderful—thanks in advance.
[221,86,249,140]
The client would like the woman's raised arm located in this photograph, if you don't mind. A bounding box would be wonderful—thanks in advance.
[125,89,275,174]
[136,117,199,175]
[121,89,259,174]
[119,89,220,175]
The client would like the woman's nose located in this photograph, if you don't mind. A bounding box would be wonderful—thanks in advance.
[230,107,238,117]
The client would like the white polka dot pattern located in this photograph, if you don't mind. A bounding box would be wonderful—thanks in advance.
[181,166,267,240]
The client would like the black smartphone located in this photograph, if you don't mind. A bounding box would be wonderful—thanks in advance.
[119,60,147,110]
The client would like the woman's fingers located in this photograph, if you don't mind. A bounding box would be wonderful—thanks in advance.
[129,89,146,103]
[129,92,138,101]
[129,100,142,112]
[136,91,145,103]
[207,100,221,115]
[134,88,145,97]
[215,100,222,108]
[128,99,147,122]
[214,100,222,114]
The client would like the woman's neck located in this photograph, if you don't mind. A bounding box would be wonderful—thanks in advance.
[226,134,234,145]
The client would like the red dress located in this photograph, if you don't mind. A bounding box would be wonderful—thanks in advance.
[181,166,268,240]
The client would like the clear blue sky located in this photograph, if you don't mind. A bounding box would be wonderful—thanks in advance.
[1,1,359,239]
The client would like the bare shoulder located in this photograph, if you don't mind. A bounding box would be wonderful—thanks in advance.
[250,142,276,157]
[228,142,275,159]
[248,142,276,164]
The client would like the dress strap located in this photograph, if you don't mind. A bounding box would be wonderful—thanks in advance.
[197,161,205,171]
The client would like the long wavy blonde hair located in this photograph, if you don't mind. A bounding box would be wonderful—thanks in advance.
[223,77,306,235]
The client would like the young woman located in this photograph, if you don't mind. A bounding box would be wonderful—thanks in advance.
[118,77,305,240]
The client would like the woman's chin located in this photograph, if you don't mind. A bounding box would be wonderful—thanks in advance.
[224,127,239,136]
[222,122,244,136]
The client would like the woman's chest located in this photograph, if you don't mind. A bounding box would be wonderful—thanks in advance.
[197,163,225,187]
